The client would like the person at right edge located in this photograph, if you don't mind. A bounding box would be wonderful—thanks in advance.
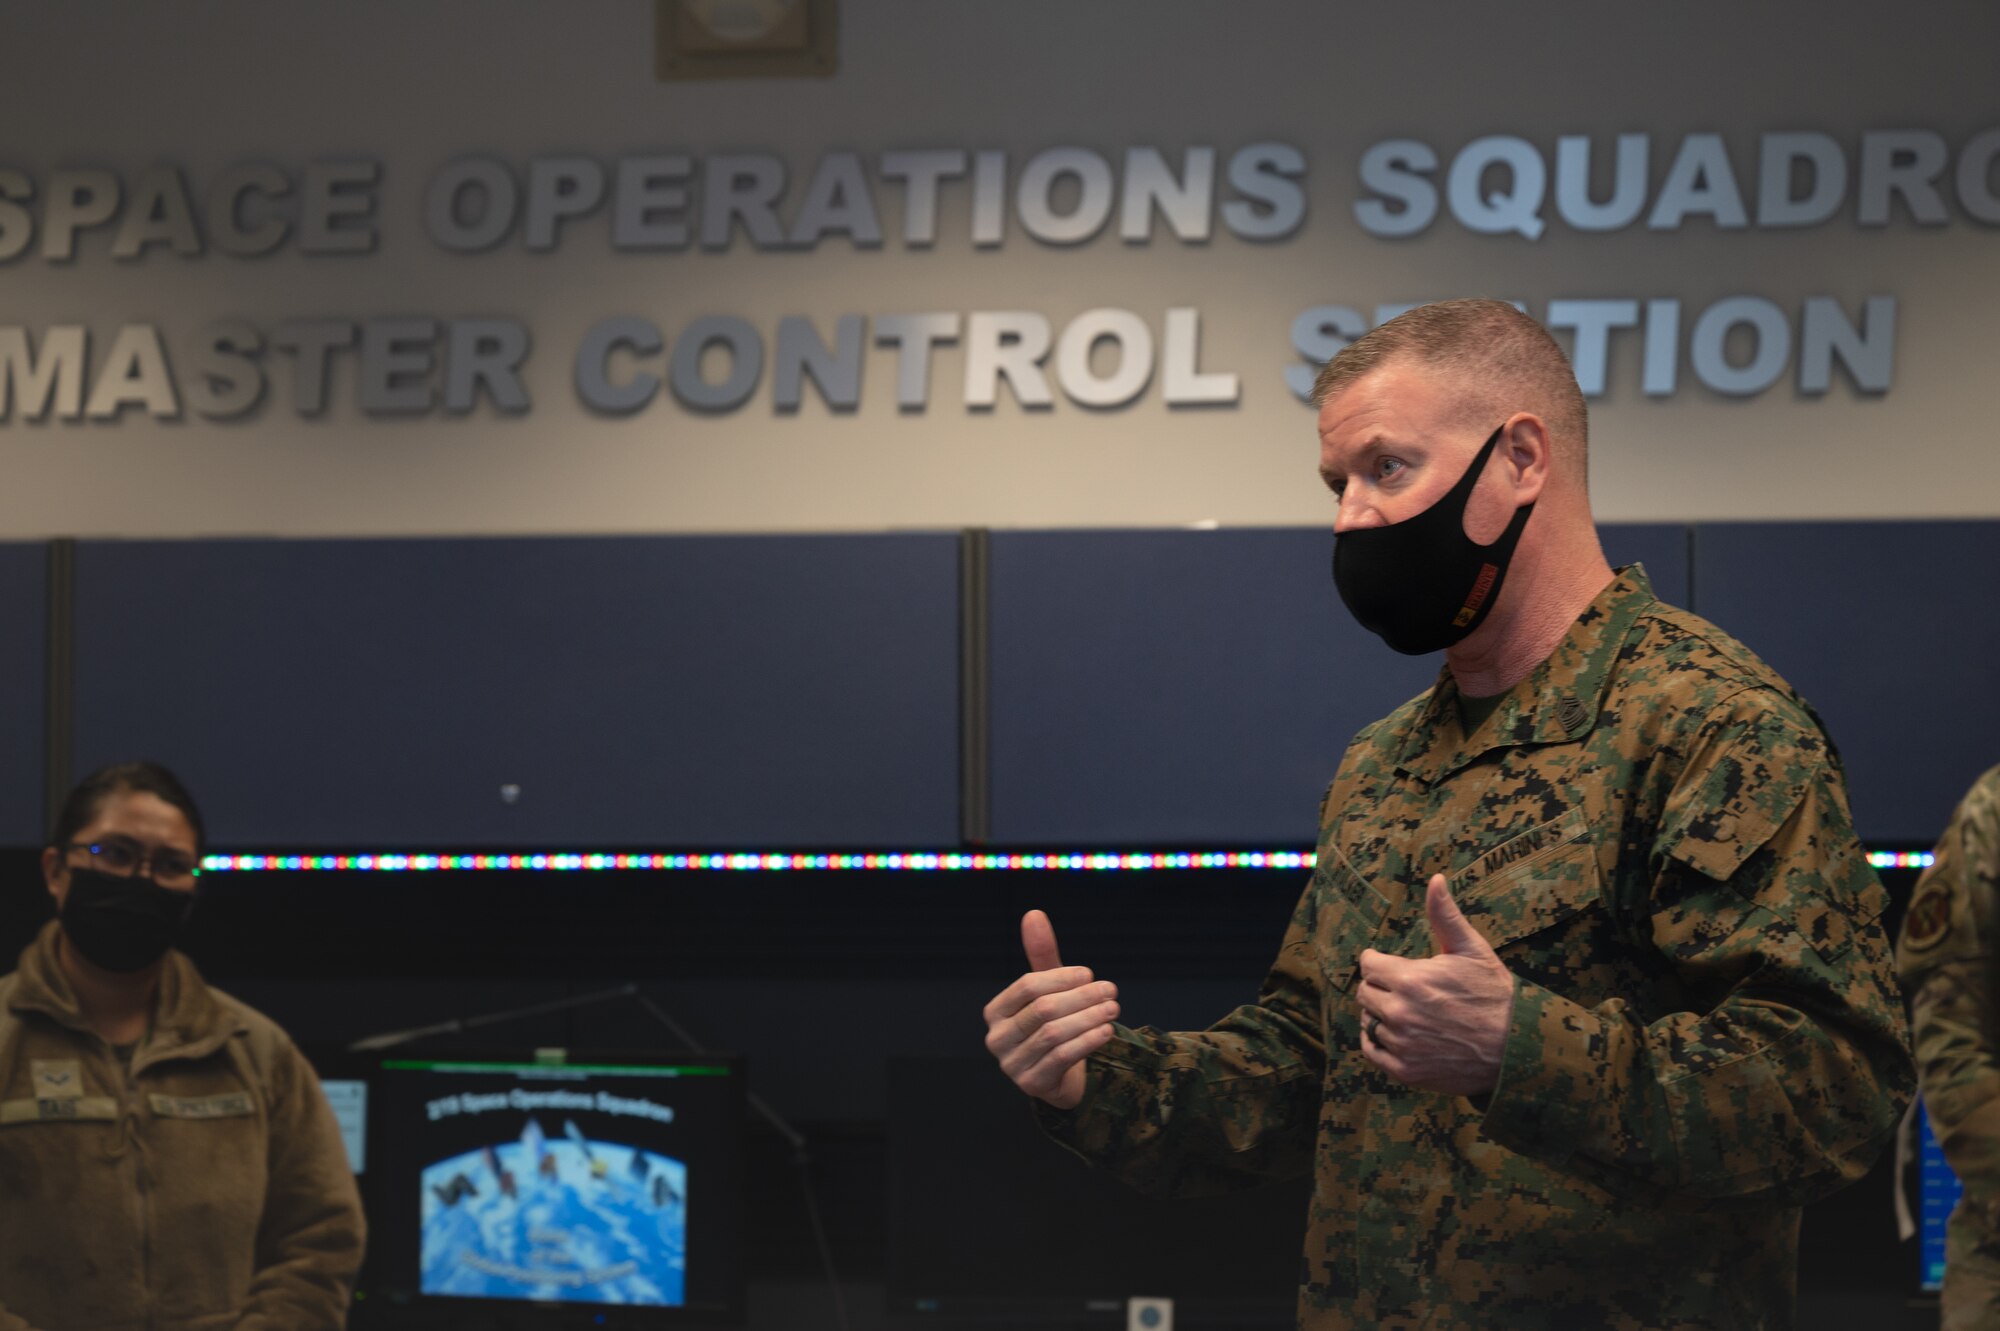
[1898,765,2000,1329]
[982,299,1912,1330]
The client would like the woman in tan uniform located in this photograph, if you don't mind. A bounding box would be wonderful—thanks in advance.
[0,761,365,1331]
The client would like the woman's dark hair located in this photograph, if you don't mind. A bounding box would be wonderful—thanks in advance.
[49,761,206,854]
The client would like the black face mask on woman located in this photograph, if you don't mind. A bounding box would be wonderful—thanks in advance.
[1331,423,1535,656]
[58,868,195,973]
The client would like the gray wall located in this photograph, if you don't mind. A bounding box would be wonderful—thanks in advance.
[0,1,1994,540]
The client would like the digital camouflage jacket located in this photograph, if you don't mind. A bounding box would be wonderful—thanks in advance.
[1043,567,1912,1331]
[1897,764,2000,1330]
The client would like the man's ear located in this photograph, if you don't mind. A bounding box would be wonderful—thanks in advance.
[1501,413,1553,503]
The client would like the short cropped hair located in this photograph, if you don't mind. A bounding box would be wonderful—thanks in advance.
[50,760,206,855]
[1310,299,1589,477]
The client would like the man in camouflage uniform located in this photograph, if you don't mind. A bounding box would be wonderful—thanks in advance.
[1899,766,2000,1329]
[982,300,1911,1330]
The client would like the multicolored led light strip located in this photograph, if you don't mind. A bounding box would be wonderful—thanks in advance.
[196,848,1931,873]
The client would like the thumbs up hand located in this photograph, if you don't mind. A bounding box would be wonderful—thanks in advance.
[983,910,1120,1110]
[1021,907,1065,973]
[1355,875,1517,1097]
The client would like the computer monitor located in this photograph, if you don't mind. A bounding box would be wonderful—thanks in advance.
[336,1048,746,1327]
[311,1052,371,1175]
[1918,1100,1964,1294]
[886,1055,1305,1328]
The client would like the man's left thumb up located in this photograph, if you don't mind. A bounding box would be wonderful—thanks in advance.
[1425,874,1492,957]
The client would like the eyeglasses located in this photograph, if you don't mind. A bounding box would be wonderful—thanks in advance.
[65,835,200,888]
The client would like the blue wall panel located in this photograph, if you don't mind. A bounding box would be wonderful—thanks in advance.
[988,528,1439,846]
[0,544,44,846]
[987,524,1693,847]
[1691,521,2000,844]
[73,535,961,848]
[1600,523,1689,610]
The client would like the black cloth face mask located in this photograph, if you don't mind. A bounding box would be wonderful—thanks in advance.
[58,867,196,973]
[1331,423,1536,655]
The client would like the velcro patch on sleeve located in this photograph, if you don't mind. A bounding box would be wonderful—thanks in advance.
[1901,876,1954,953]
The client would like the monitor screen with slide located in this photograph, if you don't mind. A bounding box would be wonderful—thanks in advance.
[326,1049,746,1328]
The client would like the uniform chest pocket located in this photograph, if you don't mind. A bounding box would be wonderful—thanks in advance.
[1464,837,1620,1007]
[1455,809,1603,952]
[1311,849,1392,994]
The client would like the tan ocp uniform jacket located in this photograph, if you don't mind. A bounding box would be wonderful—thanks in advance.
[0,921,365,1331]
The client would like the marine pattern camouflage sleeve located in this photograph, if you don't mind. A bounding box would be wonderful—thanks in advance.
[1899,765,2000,1209]
[1035,863,1328,1198]
[1477,687,1914,1209]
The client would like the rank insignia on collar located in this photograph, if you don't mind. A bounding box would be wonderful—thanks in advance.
[1558,695,1590,734]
